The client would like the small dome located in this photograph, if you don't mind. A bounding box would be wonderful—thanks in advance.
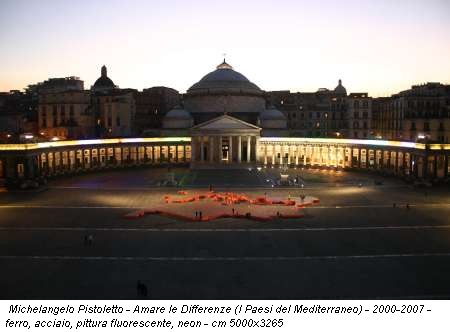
[259,106,286,120]
[334,79,347,95]
[162,106,193,129]
[92,65,116,91]
[259,106,287,129]
[164,106,193,119]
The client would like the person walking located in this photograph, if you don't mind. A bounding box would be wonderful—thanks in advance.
[87,234,94,246]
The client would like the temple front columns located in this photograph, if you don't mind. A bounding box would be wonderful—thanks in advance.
[219,136,223,163]
[246,136,251,162]
[237,136,242,163]
[200,136,205,162]
[228,136,233,163]
[191,137,196,162]
[209,137,214,162]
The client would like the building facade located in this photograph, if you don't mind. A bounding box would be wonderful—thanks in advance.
[135,87,181,134]
[372,83,450,143]
[266,80,372,139]
[38,90,93,140]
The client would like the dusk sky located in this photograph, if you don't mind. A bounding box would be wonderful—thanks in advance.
[1,0,449,96]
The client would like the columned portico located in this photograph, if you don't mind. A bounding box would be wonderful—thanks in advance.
[190,115,261,169]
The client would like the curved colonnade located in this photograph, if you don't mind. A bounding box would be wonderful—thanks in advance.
[0,137,448,187]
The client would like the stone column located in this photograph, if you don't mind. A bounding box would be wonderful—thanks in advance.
[357,148,361,168]
[255,137,260,164]
[287,145,291,165]
[272,145,275,165]
[401,151,406,175]
[200,136,205,162]
[191,137,196,162]
[433,155,438,179]
[228,136,233,163]
[335,147,339,167]
[386,150,391,170]
[237,136,242,163]
[295,146,299,165]
[209,137,214,163]
[349,147,353,168]
[394,151,399,174]
[264,144,268,165]
[445,154,449,178]
[246,136,251,162]
[409,153,414,176]
[219,136,223,163]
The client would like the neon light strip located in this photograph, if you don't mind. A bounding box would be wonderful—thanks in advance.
[0,137,449,151]
[0,137,191,151]
[260,137,427,149]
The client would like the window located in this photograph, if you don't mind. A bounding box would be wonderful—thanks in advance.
[354,100,359,108]
[116,116,121,126]
[424,122,430,131]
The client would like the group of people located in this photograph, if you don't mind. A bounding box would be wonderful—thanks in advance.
[83,234,94,246]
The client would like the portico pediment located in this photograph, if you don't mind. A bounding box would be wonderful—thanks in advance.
[191,115,261,134]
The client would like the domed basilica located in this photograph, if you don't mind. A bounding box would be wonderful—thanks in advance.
[161,59,287,168]
[163,59,286,133]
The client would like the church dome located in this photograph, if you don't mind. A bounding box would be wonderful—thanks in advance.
[92,65,116,91]
[187,59,262,95]
[162,106,193,129]
[334,79,347,95]
[259,106,286,120]
[259,106,287,129]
